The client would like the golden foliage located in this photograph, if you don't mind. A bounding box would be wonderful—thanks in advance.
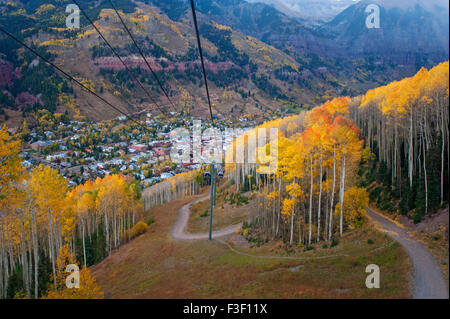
[130,221,149,238]
[334,187,369,229]
[45,246,104,299]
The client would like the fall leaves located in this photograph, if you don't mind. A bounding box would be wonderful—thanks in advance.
[275,97,363,243]
[354,61,449,215]
[334,187,369,230]
[227,96,365,245]
[44,245,104,299]
[0,128,144,298]
[0,125,24,207]
[142,169,201,211]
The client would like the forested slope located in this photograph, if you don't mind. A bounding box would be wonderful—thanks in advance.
[0,131,148,298]
[2,0,445,125]
[352,61,449,222]
[225,62,449,245]
[0,58,447,299]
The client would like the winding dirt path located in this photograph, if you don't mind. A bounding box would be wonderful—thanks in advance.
[367,208,449,299]
[170,194,353,261]
[170,195,242,240]
[171,196,448,298]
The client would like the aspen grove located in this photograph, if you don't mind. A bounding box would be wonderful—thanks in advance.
[0,61,448,298]
[0,129,144,298]
[226,97,365,245]
[225,62,449,245]
[351,61,449,220]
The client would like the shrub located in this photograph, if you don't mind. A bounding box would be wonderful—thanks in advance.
[379,197,395,212]
[146,217,155,225]
[413,211,422,224]
[369,187,382,202]
[331,238,339,248]
[131,221,149,238]
[361,147,376,163]
[357,168,364,177]
[432,234,441,241]
[304,246,314,252]
[322,244,328,249]
[367,239,374,245]
[229,193,249,207]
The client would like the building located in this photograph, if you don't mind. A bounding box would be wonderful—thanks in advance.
[30,141,52,151]
[46,152,67,162]
[44,131,55,139]
[153,147,165,157]
[130,144,148,153]
[160,172,175,180]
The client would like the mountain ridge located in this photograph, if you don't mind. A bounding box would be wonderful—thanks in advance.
[0,0,448,127]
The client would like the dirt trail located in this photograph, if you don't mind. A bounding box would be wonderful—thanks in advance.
[367,208,449,299]
[170,195,241,240]
[170,195,352,260]
[171,196,448,298]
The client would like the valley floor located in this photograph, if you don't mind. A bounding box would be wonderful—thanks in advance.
[90,194,412,299]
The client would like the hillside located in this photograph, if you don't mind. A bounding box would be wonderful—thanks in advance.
[0,0,331,125]
[90,193,411,299]
[1,0,448,127]
[317,0,449,62]
[182,0,448,64]
[0,57,448,299]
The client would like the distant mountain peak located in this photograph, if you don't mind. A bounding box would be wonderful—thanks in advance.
[245,0,361,24]
[357,0,449,11]
[318,0,449,62]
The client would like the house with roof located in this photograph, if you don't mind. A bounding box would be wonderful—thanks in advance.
[30,141,52,151]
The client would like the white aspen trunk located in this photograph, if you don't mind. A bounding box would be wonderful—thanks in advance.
[440,107,445,206]
[32,208,39,298]
[132,199,136,226]
[20,214,30,297]
[127,209,131,242]
[27,214,33,291]
[82,220,86,267]
[6,224,13,275]
[317,157,323,242]
[104,210,110,256]
[324,167,329,240]
[113,208,117,249]
[272,175,276,237]
[339,155,346,236]
[276,176,281,236]
[422,131,428,214]
[394,122,398,184]
[48,213,57,291]
[308,154,313,245]
[290,179,295,246]
[409,110,414,188]
[0,222,6,298]
[329,150,336,240]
